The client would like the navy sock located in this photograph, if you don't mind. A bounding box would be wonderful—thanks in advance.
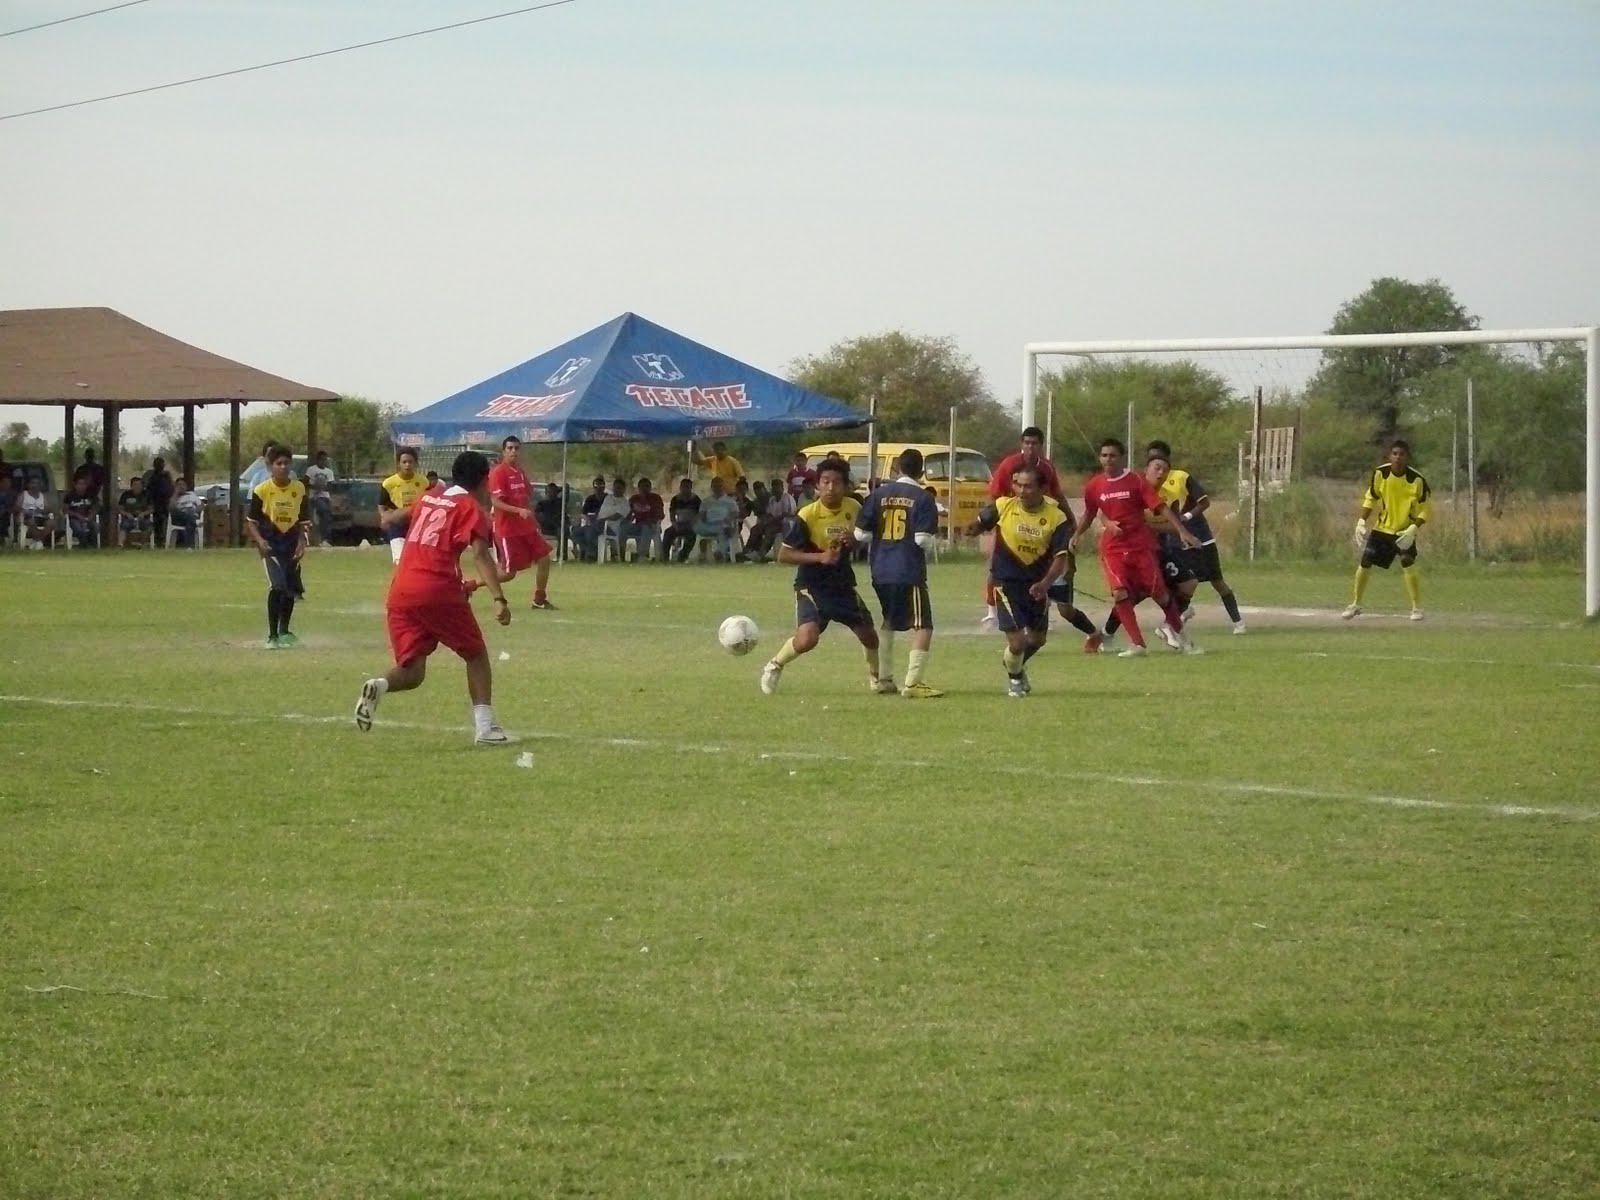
[1066,609,1096,636]
[1221,592,1242,623]
[267,591,282,637]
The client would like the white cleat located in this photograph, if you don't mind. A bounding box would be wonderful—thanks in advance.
[1156,623,1183,651]
[1409,609,1425,622]
[1231,621,1247,635]
[474,724,510,745]
[1341,604,1362,620]
[1117,644,1148,658]
[760,660,783,695]
[979,612,999,631]
[872,677,897,694]
[354,679,382,732]
[1006,677,1027,698]
[1180,605,1195,623]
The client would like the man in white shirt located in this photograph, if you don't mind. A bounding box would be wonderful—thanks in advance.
[169,477,205,548]
[694,477,740,562]
[304,450,336,545]
[19,477,51,548]
[593,477,631,559]
[239,440,277,491]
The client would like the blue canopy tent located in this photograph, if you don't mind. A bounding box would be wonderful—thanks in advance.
[391,312,871,559]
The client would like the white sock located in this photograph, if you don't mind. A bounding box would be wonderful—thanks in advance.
[985,605,997,620]
[472,703,495,733]
[389,539,404,565]
[371,677,390,696]
[877,629,896,681]
[906,648,928,686]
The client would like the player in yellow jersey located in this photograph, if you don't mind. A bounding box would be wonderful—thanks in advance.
[1344,439,1431,621]
[379,447,431,566]
[760,457,882,695]
[247,444,310,649]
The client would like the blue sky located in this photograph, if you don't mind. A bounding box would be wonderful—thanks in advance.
[2,0,1596,444]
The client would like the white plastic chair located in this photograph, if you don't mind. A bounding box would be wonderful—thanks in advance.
[165,509,205,549]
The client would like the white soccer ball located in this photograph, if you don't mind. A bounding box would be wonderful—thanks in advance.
[718,614,760,656]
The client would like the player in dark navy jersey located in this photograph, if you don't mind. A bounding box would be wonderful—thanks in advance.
[854,448,944,698]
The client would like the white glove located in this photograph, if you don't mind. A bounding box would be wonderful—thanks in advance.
[1352,518,1368,550]
[1395,523,1418,551]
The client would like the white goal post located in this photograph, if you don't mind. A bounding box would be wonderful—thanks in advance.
[1023,327,1600,618]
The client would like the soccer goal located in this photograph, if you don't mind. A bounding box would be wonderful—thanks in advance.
[1022,327,1600,618]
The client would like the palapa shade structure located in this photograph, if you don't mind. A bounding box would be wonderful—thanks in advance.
[0,307,338,545]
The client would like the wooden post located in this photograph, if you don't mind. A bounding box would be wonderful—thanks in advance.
[64,403,75,499]
[183,404,197,487]
[228,401,243,547]
[307,400,319,459]
[101,406,117,541]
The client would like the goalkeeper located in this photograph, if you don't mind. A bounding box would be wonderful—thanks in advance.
[1343,439,1431,622]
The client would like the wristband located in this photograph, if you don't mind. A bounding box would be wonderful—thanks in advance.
[493,596,509,606]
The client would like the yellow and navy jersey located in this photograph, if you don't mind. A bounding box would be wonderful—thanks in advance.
[784,496,861,592]
[1362,464,1431,534]
[856,479,939,585]
[975,496,1073,583]
[250,478,309,539]
[1159,467,1214,544]
[380,471,431,516]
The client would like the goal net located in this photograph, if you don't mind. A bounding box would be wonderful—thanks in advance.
[1022,328,1599,617]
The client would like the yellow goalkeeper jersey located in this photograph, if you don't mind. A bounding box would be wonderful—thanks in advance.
[1362,464,1431,535]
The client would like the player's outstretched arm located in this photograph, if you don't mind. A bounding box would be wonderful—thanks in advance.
[469,540,512,623]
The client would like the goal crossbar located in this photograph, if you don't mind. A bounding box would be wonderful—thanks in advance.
[1021,326,1600,618]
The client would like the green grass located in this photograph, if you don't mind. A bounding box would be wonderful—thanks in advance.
[2,549,1598,1198]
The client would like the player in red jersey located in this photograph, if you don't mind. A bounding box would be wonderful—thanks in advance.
[981,426,1066,629]
[488,435,556,610]
[1071,437,1200,657]
[353,450,514,745]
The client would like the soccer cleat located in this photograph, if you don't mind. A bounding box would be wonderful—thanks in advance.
[1117,644,1148,658]
[474,724,511,745]
[531,597,557,610]
[1231,621,1247,635]
[264,635,280,650]
[1082,632,1104,655]
[1341,604,1362,620]
[1409,609,1424,622]
[1006,677,1027,699]
[872,677,898,694]
[354,679,382,732]
[276,631,299,648]
[1181,605,1195,623]
[1017,670,1032,695]
[1156,623,1182,651]
[759,660,783,695]
[979,612,998,631]
[900,682,945,699]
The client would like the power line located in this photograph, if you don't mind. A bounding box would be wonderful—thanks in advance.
[0,0,580,122]
[0,0,153,39]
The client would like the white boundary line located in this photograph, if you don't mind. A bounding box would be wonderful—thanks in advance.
[3,694,1592,823]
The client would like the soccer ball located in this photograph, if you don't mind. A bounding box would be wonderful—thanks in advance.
[718,615,760,656]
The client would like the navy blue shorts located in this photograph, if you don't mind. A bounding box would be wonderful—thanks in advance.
[796,587,874,633]
[872,582,932,631]
[995,580,1048,634]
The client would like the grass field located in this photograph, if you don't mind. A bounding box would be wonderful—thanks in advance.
[3,548,1598,1198]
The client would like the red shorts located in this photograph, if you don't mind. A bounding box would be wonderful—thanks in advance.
[387,601,486,665]
[1100,544,1165,601]
[495,525,551,573]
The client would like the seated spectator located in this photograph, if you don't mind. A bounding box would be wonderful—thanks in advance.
[622,477,664,562]
[693,477,740,563]
[662,478,700,563]
[532,482,570,554]
[169,477,205,547]
[0,472,16,546]
[744,477,794,562]
[574,476,608,561]
[64,476,100,549]
[593,477,631,558]
[19,477,53,548]
[118,475,153,545]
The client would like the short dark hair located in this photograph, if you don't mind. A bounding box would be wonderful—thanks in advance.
[679,477,694,488]
[897,448,925,478]
[637,477,651,489]
[817,456,850,485]
[1011,463,1041,485]
[451,450,491,490]
[1146,439,1172,459]
[269,445,293,463]
[176,476,190,487]
[1020,426,1044,442]
[501,435,520,449]
[1099,437,1126,455]
[592,475,605,486]
[396,446,419,463]
[1390,439,1411,453]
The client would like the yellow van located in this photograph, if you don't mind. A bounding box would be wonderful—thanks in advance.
[801,442,992,535]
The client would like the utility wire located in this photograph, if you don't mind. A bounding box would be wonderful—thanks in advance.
[0,0,579,122]
[0,0,153,39]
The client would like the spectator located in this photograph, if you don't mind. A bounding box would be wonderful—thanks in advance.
[19,476,52,548]
[169,477,205,547]
[118,476,153,545]
[0,471,15,546]
[73,447,107,499]
[64,476,99,548]
[746,478,794,562]
[304,450,336,545]
[533,482,570,555]
[143,456,175,542]
[575,476,608,561]
[786,450,817,499]
[692,440,743,494]
[240,440,277,490]
[594,476,631,559]
[623,477,665,562]
[662,477,700,563]
[694,477,740,563]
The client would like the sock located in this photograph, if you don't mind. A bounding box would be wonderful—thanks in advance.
[1021,642,1041,663]
[1353,566,1371,605]
[1402,565,1421,609]
[371,677,390,696]
[864,644,881,682]
[772,638,800,667]
[280,596,296,633]
[1113,600,1145,647]
[267,591,282,637]
[983,580,997,607]
[472,703,495,734]
[1066,609,1096,636]
[905,648,928,687]
[1103,610,1122,637]
[1002,647,1024,677]
[1221,591,1243,623]
[533,588,547,603]
[877,629,896,681]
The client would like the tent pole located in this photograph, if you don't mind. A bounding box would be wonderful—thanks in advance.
[558,441,569,564]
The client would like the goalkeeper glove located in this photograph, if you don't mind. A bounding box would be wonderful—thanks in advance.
[1395,524,1418,551]
[1352,517,1368,549]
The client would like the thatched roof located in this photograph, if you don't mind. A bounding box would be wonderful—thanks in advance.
[0,306,340,408]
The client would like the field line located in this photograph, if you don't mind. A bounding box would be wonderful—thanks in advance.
[4,693,1592,823]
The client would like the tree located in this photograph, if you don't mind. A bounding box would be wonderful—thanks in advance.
[1309,277,1479,445]
[2,421,49,461]
[196,395,407,478]
[788,332,1016,456]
